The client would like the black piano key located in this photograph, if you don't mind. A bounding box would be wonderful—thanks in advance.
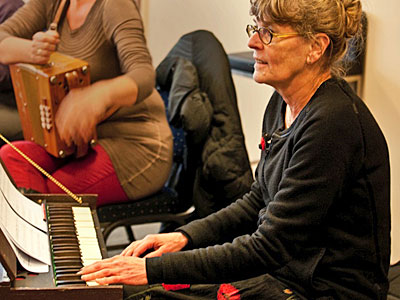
[52,248,80,254]
[49,226,75,231]
[51,243,79,250]
[54,265,83,271]
[54,250,81,258]
[53,255,81,261]
[48,209,73,214]
[48,212,73,217]
[53,257,81,262]
[51,237,79,244]
[54,262,82,268]
[53,256,81,263]
[56,280,87,286]
[50,216,73,220]
[49,219,74,224]
[55,268,81,275]
[49,223,75,229]
[49,222,75,226]
[48,206,72,210]
[50,234,78,240]
[48,210,70,214]
[49,227,76,232]
[48,208,73,212]
[48,206,73,211]
[56,274,83,281]
[52,245,80,251]
[54,261,82,268]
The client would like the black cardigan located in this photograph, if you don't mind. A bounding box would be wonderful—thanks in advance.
[148,77,390,299]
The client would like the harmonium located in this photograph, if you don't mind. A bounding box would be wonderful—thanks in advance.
[9,52,95,158]
[0,194,123,300]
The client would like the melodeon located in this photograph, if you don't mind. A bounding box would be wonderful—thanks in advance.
[0,194,123,300]
[9,52,95,158]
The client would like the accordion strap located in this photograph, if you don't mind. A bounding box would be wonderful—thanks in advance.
[49,0,68,31]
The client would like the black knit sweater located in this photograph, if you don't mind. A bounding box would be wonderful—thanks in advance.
[147,78,391,299]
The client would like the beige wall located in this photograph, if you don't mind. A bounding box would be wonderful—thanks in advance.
[361,0,400,263]
[141,1,252,67]
[141,0,400,263]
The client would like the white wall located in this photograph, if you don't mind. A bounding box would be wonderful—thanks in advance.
[141,0,400,263]
[361,0,400,263]
[142,1,251,67]
[141,0,274,163]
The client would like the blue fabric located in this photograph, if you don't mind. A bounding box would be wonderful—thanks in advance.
[158,88,186,163]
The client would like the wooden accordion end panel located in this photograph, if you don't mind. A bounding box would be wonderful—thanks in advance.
[9,52,94,158]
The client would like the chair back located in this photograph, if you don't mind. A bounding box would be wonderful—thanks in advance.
[156,30,253,217]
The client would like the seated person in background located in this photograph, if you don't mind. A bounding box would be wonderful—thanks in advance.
[0,0,173,207]
[79,0,391,299]
[0,0,24,145]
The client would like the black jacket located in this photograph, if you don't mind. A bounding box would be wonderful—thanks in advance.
[156,30,253,217]
[148,78,390,300]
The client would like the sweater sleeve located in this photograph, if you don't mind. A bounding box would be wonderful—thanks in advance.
[146,83,370,285]
[0,0,51,42]
[102,0,154,103]
[176,181,263,249]
[146,181,265,283]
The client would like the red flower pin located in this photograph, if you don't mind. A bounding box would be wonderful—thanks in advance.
[217,283,240,300]
[162,283,191,291]
[260,136,266,151]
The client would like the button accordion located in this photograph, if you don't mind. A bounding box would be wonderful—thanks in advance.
[9,52,96,158]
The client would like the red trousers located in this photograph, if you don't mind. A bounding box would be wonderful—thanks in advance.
[0,141,128,207]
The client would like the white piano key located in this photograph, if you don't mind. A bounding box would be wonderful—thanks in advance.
[86,280,100,286]
[70,205,104,287]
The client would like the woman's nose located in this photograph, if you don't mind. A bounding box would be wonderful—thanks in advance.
[247,32,263,49]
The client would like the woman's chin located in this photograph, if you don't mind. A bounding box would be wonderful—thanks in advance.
[252,72,270,85]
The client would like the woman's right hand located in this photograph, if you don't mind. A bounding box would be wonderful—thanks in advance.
[121,232,189,258]
[31,30,59,64]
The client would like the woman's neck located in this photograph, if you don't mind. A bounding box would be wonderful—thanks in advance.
[67,0,96,30]
[281,70,331,129]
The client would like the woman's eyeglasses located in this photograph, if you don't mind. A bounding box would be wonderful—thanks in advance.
[246,24,301,45]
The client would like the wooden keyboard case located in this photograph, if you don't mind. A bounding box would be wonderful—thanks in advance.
[0,194,123,300]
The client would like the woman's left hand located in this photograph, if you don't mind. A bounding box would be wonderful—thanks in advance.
[31,30,59,64]
[79,255,148,285]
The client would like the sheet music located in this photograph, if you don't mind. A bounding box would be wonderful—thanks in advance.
[0,165,47,232]
[0,222,48,273]
[0,191,51,266]
[0,162,51,267]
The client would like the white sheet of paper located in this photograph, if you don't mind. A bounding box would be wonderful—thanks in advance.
[0,262,10,282]
[0,191,50,266]
[0,221,49,273]
[0,165,47,232]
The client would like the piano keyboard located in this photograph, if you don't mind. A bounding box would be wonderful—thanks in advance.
[46,203,103,287]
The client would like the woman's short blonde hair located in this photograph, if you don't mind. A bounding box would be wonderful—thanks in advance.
[250,0,363,77]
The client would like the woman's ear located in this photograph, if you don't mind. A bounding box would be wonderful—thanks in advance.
[307,33,330,64]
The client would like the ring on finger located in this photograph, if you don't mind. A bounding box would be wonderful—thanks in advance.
[37,49,42,55]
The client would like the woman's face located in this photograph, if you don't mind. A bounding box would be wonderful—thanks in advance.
[248,21,311,90]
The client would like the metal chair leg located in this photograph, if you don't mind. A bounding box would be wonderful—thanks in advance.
[125,225,136,243]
